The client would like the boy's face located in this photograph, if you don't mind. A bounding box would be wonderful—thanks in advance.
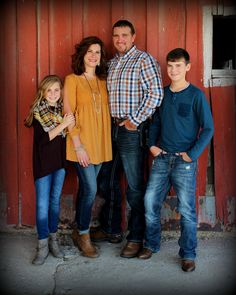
[167,58,191,83]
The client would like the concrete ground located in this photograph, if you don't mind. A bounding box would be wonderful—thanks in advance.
[0,228,235,295]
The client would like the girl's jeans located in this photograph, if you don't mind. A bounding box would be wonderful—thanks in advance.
[35,168,66,240]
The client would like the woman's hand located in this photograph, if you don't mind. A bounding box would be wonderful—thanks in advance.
[75,147,90,167]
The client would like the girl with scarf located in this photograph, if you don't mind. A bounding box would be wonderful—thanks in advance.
[24,75,74,265]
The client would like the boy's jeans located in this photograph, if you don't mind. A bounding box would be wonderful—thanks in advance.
[144,153,197,260]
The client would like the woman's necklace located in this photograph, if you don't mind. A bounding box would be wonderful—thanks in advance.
[83,73,102,114]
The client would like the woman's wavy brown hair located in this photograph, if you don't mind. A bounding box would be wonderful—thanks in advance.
[71,36,107,80]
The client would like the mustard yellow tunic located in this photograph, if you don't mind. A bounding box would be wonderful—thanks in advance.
[64,74,112,164]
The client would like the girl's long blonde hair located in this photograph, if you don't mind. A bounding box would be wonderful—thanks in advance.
[24,75,63,127]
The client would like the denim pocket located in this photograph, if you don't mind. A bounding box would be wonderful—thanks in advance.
[123,126,139,133]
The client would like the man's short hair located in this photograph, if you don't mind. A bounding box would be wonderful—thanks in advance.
[166,48,190,64]
[112,19,135,35]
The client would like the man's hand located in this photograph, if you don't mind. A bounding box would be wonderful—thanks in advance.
[119,119,137,130]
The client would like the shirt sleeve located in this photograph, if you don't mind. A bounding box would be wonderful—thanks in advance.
[64,75,80,137]
[148,108,161,148]
[33,119,50,146]
[187,92,214,161]
[130,54,164,126]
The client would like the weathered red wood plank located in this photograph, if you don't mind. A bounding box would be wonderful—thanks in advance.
[17,0,38,225]
[0,1,18,225]
[211,85,236,225]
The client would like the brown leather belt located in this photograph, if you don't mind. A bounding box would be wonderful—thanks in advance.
[162,150,181,156]
[113,118,127,126]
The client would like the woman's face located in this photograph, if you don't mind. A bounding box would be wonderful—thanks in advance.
[84,43,101,70]
[44,82,61,106]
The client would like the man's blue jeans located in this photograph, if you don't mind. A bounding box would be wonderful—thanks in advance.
[144,153,197,260]
[113,125,146,242]
[74,163,102,233]
[97,150,122,235]
[35,168,66,240]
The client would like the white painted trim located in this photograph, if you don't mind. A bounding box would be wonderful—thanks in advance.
[203,6,213,88]
[210,78,236,87]
[212,69,236,78]
[202,5,236,88]
[213,5,236,16]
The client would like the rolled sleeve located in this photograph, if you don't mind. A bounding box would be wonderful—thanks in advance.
[131,55,163,125]
[64,75,80,137]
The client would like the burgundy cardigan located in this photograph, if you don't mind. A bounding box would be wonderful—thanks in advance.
[32,119,67,180]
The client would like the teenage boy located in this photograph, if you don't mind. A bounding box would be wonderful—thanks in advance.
[138,48,214,272]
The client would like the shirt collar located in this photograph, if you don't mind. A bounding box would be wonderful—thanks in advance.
[115,45,136,60]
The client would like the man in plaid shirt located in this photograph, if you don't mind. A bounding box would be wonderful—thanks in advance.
[106,19,164,258]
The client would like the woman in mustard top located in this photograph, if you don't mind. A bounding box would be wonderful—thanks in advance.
[64,36,112,258]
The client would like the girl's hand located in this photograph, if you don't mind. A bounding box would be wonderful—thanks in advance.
[63,113,75,128]
[48,113,75,141]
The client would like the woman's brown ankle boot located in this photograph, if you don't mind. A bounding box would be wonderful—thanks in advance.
[78,233,99,258]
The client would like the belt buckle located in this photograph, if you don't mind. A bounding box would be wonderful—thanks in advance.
[113,117,125,125]
[161,150,181,156]
[161,150,167,154]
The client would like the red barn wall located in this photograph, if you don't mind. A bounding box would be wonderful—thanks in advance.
[0,0,235,229]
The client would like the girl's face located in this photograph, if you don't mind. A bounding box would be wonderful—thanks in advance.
[84,44,101,70]
[44,82,61,106]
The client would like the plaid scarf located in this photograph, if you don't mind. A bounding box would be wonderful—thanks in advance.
[34,99,65,137]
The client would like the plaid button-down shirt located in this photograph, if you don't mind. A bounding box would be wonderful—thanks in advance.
[107,45,163,126]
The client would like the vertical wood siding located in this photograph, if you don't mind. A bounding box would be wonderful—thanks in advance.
[0,0,235,227]
[210,85,236,225]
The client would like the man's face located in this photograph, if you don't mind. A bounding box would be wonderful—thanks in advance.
[112,26,136,55]
[167,58,191,82]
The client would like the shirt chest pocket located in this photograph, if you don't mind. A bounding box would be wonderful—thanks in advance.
[177,103,191,117]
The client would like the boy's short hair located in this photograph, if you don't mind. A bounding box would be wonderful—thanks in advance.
[166,48,190,64]
[112,19,135,35]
